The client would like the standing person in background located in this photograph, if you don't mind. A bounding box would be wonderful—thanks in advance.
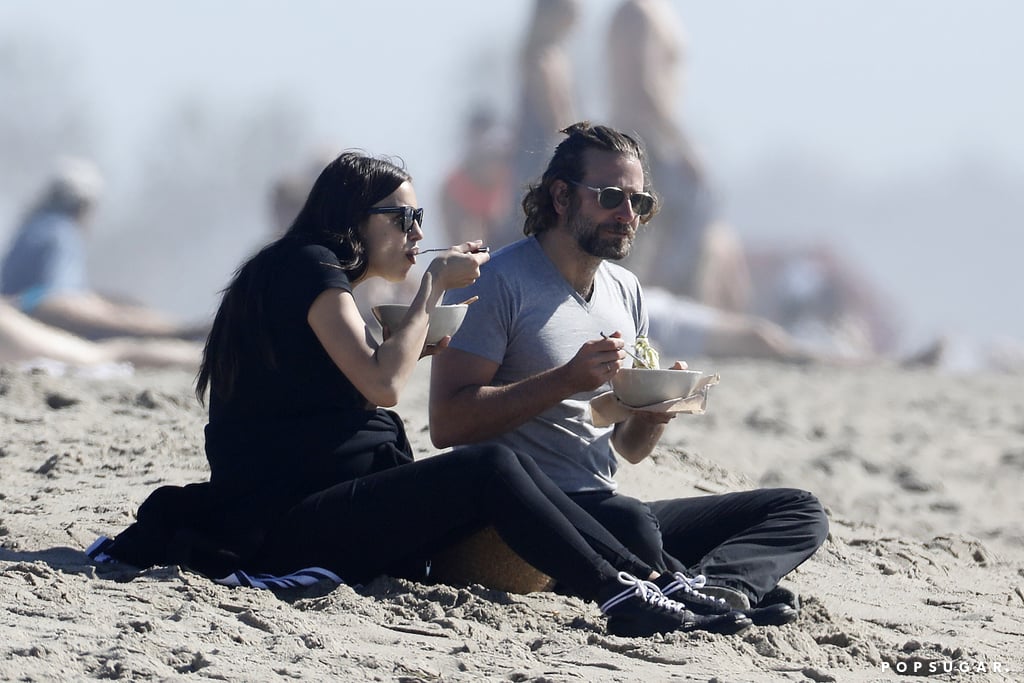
[504,0,581,246]
[1,157,207,341]
[606,0,750,313]
[604,1,942,367]
[268,172,314,240]
[91,150,751,640]
[267,147,342,238]
[440,106,514,248]
[431,122,828,625]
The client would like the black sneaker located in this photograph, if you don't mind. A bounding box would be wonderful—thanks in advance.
[657,572,799,627]
[759,584,800,612]
[600,572,752,637]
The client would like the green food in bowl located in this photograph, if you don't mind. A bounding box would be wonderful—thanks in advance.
[634,335,660,369]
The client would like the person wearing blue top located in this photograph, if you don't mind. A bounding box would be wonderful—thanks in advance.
[1,158,206,341]
[1,158,94,309]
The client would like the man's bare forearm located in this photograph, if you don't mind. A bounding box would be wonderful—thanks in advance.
[430,366,571,447]
[611,414,668,464]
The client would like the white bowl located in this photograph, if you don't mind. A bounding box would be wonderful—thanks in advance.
[611,368,705,407]
[371,303,468,345]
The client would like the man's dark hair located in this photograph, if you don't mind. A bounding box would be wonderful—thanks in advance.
[521,121,659,236]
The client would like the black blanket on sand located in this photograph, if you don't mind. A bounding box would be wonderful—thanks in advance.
[91,408,414,584]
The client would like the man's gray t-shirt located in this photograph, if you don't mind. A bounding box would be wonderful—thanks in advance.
[443,237,648,493]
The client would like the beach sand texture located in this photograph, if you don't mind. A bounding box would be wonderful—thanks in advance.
[2,359,1022,681]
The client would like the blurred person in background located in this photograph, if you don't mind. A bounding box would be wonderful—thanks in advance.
[267,146,343,238]
[440,105,514,248]
[504,0,581,247]
[643,284,944,368]
[606,0,750,313]
[644,286,836,364]
[744,244,901,359]
[268,172,312,240]
[0,296,200,370]
[1,157,208,341]
[604,0,937,366]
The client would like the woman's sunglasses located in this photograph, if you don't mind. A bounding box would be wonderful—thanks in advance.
[367,205,424,233]
[569,181,655,217]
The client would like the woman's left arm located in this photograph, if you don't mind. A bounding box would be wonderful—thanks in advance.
[307,246,487,407]
[307,283,431,408]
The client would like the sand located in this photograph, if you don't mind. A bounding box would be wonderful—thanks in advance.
[2,358,1023,682]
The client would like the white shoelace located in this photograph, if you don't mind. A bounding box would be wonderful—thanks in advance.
[600,571,691,616]
[665,572,729,607]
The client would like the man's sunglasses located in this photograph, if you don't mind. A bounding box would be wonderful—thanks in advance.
[367,206,424,233]
[569,181,655,217]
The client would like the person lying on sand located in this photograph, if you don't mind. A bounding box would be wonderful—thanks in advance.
[431,122,829,625]
[1,157,209,343]
[644,285,947,368]
[89,150,754,638]
[0,297,200,370]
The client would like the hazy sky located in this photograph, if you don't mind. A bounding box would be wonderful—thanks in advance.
[4,1,1020,177]
[2,0,1022,355]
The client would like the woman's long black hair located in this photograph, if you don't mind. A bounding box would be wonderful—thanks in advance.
[195,151,411,405]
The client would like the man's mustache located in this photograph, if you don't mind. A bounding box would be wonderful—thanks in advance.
[599,223,635,238]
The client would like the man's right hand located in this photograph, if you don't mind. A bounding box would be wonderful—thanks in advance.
[563,332,627,393]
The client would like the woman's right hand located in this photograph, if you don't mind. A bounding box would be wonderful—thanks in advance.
[427,241,490,291]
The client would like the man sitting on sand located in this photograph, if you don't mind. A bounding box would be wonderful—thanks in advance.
[430,122,830,622]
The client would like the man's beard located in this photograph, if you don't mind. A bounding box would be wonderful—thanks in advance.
[569,209,635,260]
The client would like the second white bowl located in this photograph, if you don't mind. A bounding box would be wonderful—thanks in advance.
[371,303,469,344]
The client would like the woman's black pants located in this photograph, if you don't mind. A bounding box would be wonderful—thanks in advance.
[253,445,652,601]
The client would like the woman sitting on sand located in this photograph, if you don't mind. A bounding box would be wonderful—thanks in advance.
[91,151,751,638]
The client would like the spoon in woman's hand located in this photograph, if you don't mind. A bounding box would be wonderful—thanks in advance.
[417,246,490,254]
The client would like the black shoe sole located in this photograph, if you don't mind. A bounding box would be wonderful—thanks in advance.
[606,610,753,637]
[680,610,753,635]
[671,596,798,628]
[747,603,798,626]
[759,586,800,611]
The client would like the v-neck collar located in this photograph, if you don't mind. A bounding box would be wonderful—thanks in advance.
[528,237,601,311]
